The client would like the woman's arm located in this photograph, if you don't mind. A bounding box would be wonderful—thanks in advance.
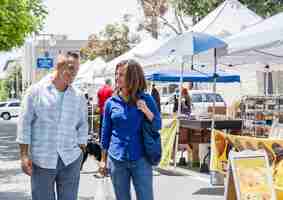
[137,94,162,131]
[100,101,112,151]
[99,100,112,176]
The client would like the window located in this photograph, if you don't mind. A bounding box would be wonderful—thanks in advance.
[191,94,202,103]
[8,102,20,107]
[0,103,7,107]
[215,94,224,102]
[203,94,224,102]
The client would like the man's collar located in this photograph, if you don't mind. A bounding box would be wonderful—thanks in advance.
[43,74,75,93]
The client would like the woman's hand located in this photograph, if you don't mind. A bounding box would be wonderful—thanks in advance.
[98,151,108,177]
[98,160,108,177]
[137,99,154,121]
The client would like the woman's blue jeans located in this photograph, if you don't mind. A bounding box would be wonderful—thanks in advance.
[108,156,154,200]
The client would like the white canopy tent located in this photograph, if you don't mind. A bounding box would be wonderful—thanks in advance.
[0,50,22,80]
[134,0,264,73]
[192,0,262,38]
[224,12,283,55]
[217,12,283,68]
[74,57,107,85]
[142,10,283,79]
[104,38,165,76]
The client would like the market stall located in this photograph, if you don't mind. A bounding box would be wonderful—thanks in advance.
[146,70,241,168]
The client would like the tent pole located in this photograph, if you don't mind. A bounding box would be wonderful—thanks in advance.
[212,49,217,130]
[210,48,225,186]
[174,59,185,169]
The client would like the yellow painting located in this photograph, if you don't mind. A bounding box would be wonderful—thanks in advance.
[234,157,272,200]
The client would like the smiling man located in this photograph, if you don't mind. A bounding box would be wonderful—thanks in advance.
[17,54,88,200]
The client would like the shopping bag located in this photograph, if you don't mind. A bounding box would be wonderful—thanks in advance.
[94,178,106,200]
[94,178,115,200]
[104,178,116,200]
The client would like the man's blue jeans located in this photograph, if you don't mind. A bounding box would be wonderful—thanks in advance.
[31,154,82,200]
[108,156,154,200]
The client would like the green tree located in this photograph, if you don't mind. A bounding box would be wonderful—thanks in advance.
[0,0,47,51]
[81,23,138,61]
[0,62,22,101]
[171,0,283,25]
[0,79,9,101]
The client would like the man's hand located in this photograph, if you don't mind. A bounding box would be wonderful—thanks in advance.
[21,156,32,176]
[19,144,32,176]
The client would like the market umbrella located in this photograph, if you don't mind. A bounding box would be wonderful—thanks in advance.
[136,31,227,168]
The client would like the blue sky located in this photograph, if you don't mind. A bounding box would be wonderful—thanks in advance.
[42,0,140,40]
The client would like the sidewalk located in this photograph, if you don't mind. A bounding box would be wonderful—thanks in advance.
[0,156,215,200]
[0,160,31,200]
[0,157,100,200]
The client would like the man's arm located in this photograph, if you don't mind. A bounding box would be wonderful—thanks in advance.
[19,144,29,158]
[77,96,89,151]
[17,87,36,176]
[17,87,36,150]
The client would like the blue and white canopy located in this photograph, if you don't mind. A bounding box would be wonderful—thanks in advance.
[146,70,240,83]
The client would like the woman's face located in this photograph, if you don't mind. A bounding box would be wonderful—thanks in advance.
[116,65,126,91]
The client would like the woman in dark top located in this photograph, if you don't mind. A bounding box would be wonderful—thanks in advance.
[99,59,161,200]
[151,84,161,112]
[173,88,191,115]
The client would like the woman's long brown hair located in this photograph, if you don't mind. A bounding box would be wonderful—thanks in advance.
[115,59,147,104]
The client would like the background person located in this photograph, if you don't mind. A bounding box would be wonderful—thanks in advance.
[97,78,113,141]
[151,84,161,112]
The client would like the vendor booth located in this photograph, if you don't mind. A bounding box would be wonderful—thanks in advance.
[146,70,241,168]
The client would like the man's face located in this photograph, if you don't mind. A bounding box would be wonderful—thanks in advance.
[61,57,79,85]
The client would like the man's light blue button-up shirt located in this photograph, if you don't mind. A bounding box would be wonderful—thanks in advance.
[17,75,88,169]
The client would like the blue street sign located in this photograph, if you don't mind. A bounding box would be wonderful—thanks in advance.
[37,57,53,69]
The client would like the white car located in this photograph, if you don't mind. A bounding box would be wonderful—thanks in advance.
[161,90,226,117]
[0,100,21,120]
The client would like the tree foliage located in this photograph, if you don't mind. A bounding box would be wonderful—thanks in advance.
[0,0,47,51]
[81,23,139,61]
[171,0,283,24]
[0,79,9,101]
[0,63,22,101]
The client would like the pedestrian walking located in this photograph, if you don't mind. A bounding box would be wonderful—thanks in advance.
[97,78,113,141]
[99,59,162,200]
[151,84,161,112]
[17,53,88,200]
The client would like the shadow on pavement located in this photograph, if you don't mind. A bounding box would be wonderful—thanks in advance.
[0,191,30,200]
[0,122,19,162]
[78,197,94,200]
[193,187,224,196]
[156,168,190,177]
